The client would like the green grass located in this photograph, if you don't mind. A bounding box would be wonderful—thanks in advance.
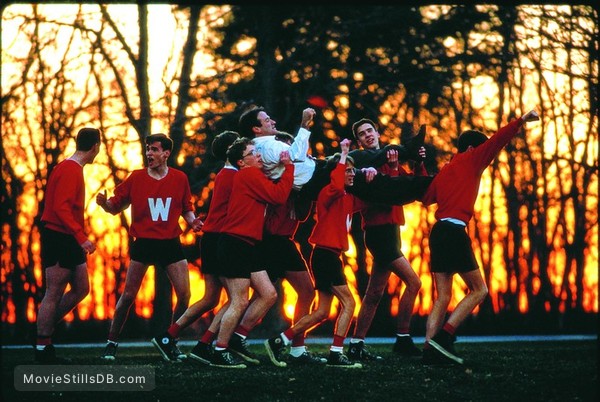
[2,340,597,402]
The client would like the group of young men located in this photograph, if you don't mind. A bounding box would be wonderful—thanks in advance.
[34,105,540,368]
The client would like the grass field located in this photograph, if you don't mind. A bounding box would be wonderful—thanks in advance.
[2,339,597,402]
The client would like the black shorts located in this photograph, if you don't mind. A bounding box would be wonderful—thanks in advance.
[364,224,403,268]
[130,237,185,267]
[200,232,221,276]
[429,220,478,273]
[257,235,308,281]
[217,234,259,279]
[309,247,346,291]
[40,226,86,270]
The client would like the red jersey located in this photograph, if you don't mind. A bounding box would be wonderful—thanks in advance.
[221,164,294,243]
[309,163,367,252]
[201,166,237,234]
[264,196,299,238]
[107,168,194,239]
[422,118,524,223]
[360,162,427,228]
[41,159,88,244]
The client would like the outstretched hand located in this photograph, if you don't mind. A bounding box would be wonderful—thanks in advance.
[522,110,540,122]
[301,108,316,129]
[96,190,110,212]
[340,138,351,155]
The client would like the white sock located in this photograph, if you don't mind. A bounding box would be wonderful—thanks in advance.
[235,332,246,339]
[396,334,410,338]
[329,345,343,353]
[350,338,364,344]
[290,346,306,357]
[280,332,291,345]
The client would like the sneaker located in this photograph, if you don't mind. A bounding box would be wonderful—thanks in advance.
[34,344,71,364]
[100,342,118,361]
[326,351,362,368]
[287,350,327,365]
[209,349,247,369]
[393,336,422,357]
[404,124,426,161]
[151,334,181,362]
[428,331,464,365]
[189,341,213,365]
[421,347,456,365]
[229,333,260,365]
[172,340,187,360]
[347,341,383,362]
[264,336,287,367]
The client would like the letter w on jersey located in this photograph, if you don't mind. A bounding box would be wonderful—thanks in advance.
[148,197,172,221]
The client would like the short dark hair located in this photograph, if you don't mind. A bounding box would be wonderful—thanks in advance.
[351,118,378,139]
[212,131,240,161]
[75,127,101,151]
[145,133,173,152]
[226,137,253,167]
[238,106,264,139]
[457,130,488,153]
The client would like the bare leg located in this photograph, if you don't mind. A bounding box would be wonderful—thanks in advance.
[330,285,356,338]
[175,274,223,328]
[37,265,74,338]
[107,261,149,341]
[425,272,453,342]
[166,259,191,323]
[446,270,488,329]
[216,277,250,347]
[389,257,421,334]
[353,267,390,339]
[53,264,90,323]
[238,270,277,330]
[285,270,316,326]
[286,291,334,336]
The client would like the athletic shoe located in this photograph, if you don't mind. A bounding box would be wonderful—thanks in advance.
[287,350,327,365]
[172,340,187,360]
[393,336,422,357]
[428,331,464,365]
[421,346,455,365]
[189,341,213,365]
[100,341,118,361]
[264,336,287,367]
[209,349,247,369]
[229,333,260,365]
[34,344,71,364]
[404,124,426,161]
[347,341,383,362]
[151,334,181,362]
[326,351,362,368]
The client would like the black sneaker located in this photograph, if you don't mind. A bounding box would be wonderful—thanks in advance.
[264,336,287,367]
[34,344,71,364]
[287,350,327,365]
[229,333,260,365]
[393,336,422,357]
[347,341,383,362]
[326,351,362,368]
[100,341,118,361]
[210,349,247,369]
[189,341,213,365]
[151,334,182,362]
[428,331,464,365]
[422,346,456,365]
[404,124,426,161]
[172,340,187,360]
